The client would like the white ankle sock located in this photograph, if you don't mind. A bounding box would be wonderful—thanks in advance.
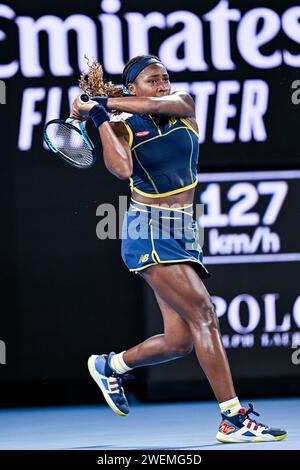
[219,397,241,416]
[110,351,133,374]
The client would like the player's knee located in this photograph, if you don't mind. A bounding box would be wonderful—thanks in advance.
[189,296,218,330]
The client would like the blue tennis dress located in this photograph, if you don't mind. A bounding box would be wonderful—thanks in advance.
[120,113,210,279]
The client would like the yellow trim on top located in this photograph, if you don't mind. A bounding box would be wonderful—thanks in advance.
[133,149,159,194]
[148,114,162,136]
[129,118,198,152]
[132,179,198,198]
[180,118,200,138]
[131,126,193,151]
[185,128,194,183]
[121,119,133,148]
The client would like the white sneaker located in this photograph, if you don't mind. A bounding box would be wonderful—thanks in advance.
[216,403,287,443]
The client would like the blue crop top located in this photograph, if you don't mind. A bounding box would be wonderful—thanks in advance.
[121,114,199,198]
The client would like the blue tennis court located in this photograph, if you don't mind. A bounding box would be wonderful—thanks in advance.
[0,398,298,450]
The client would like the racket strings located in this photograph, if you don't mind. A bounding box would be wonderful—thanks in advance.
[45,122,94,167]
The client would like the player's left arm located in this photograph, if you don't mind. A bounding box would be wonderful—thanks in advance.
[106,91,195,118]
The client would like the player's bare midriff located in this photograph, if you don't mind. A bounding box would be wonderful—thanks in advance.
[131,187,195,207]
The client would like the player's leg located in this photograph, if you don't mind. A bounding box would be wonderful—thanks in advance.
[140,263,287,442]
[140,263,235,404]
[87,286,193,416]
[123,291,193,367]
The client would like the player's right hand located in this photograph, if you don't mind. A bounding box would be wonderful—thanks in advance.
[69,96,98,120]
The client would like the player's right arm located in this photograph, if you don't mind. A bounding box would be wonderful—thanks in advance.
[70,98,132,179]
[98,122,132,179]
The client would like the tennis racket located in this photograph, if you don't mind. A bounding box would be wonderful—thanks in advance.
[43,93,97,170]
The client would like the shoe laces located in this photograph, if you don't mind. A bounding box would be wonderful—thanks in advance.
[110,373,135,392]
[243,403,266,428]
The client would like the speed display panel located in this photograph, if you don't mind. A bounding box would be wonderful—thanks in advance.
[196,170,300,377]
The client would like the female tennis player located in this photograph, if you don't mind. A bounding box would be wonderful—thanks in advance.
[70,55,287,443]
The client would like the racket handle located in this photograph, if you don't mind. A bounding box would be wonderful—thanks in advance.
[66,94,90,124]
[80,93,90,103]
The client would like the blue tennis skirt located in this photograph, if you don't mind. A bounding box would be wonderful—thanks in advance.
[121,199,211,279]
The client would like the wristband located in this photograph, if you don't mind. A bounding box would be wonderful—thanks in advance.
[91,96,108,109]
[89,104,110,128]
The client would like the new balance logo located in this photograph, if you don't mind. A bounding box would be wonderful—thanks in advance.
[139,254,149,263]
[169,117,177,126]
[219,422,236,434]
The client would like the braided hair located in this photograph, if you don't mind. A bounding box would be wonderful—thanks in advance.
[79,54,161,97]
[78,56,123,98]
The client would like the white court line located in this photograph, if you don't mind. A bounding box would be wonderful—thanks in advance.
[203,253,300,265]
[198,170,300,182]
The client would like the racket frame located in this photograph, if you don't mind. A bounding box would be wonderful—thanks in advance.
[43,118,96,170]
